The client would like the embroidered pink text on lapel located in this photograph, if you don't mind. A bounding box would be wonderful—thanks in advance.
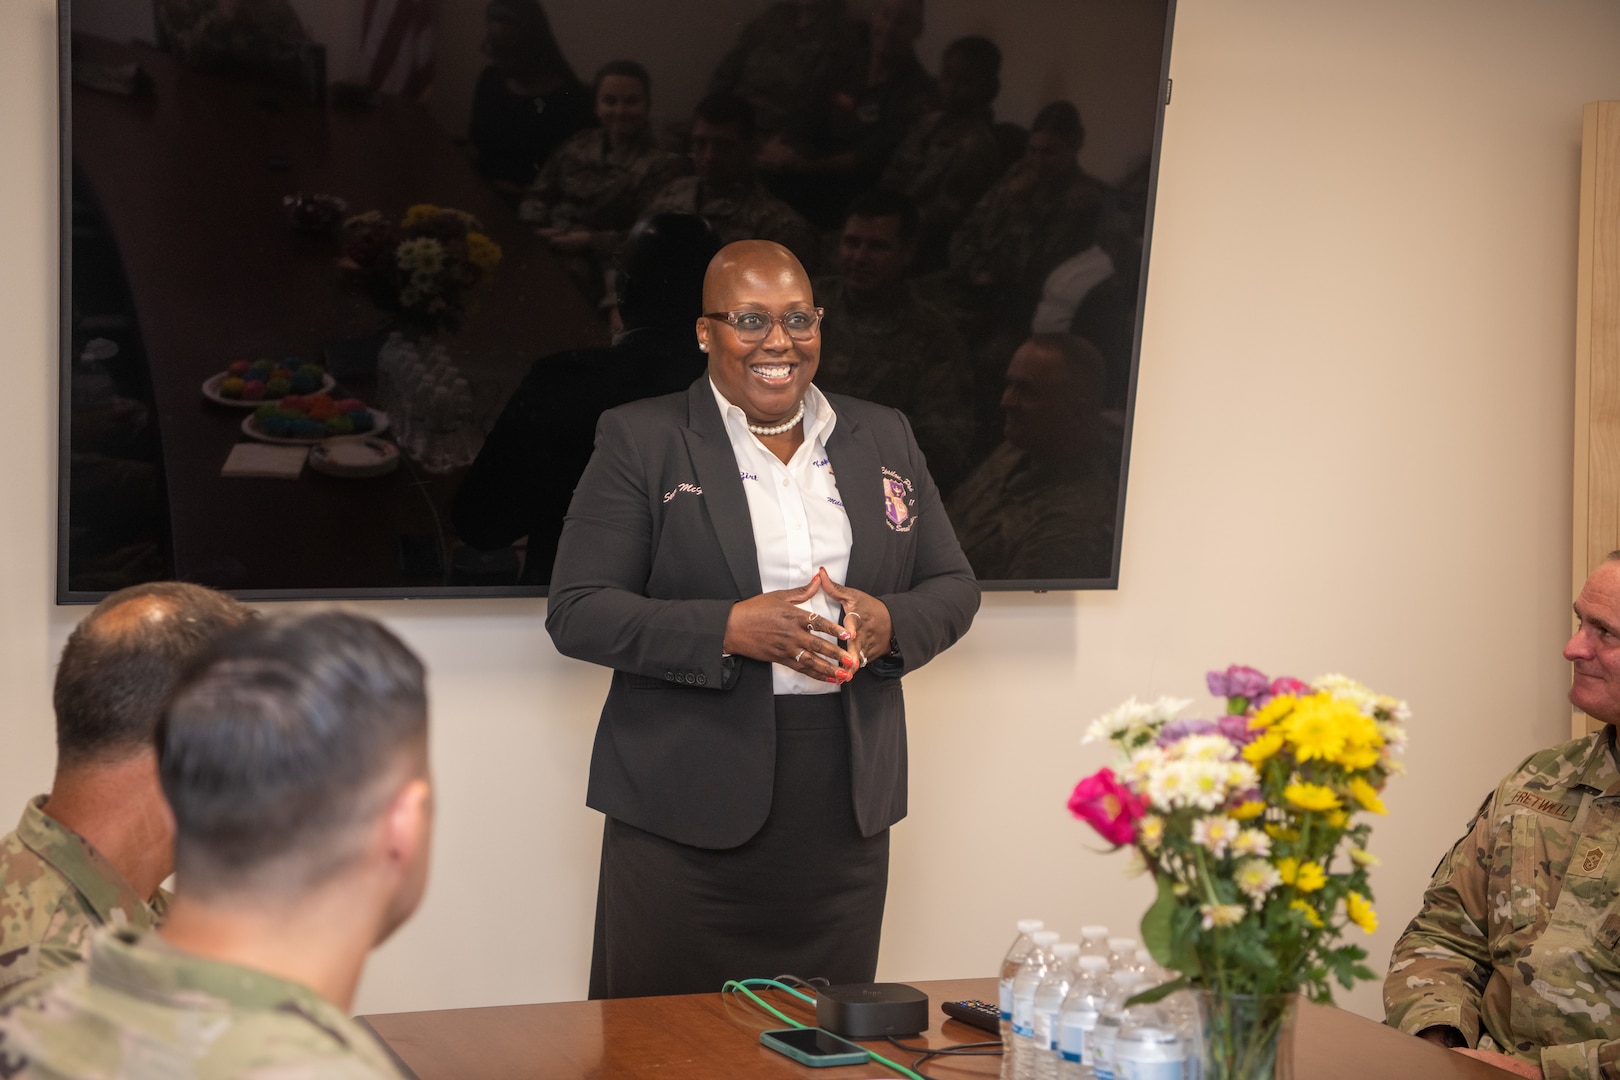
[662,482,703,503]
[881,467,916,532]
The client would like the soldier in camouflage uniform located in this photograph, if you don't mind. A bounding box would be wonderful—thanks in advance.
[0,611,432,1077]
[643,94,819,272]
[0,582,249,998]
[812,190,975,491]
[941,101,1108,344]
[519,61,686,305]
[1386,555,1620,1080]
[945,335,1120,582]
[879,36,1005,273]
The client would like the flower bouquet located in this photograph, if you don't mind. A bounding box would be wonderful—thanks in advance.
[1068,666,1409,1079]
[339,204,503,336]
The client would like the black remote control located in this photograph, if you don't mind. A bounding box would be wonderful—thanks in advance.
[941,998,1002,1035]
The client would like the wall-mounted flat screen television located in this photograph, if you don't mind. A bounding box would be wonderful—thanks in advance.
[59,0,1173,601]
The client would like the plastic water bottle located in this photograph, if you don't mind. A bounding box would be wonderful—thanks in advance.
[1012,930,1061,1080]
[1033,943,1080,1080]
[1114,998,1188,1080]
[1057,955,1110,1080]
[1000,918,1046,1075]
[1091,970,1144,1080]
[1079,925,1110,964]
[1106,937,1142,974]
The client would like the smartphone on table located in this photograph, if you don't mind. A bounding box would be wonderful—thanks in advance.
[759,1027,871,1067]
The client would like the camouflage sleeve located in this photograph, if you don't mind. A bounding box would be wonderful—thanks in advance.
[923,138,1001,235]
[517,149,570,226]
[1539,1038,1620,1080]
[903,323,976,490]
[1383,789,1498,1045]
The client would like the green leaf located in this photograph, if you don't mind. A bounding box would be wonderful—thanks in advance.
[1141,875,1178,969]
[1126,974,1189,1007]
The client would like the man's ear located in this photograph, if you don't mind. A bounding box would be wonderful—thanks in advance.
[383,777,433,870]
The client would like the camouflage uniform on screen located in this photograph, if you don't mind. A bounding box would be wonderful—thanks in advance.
[1385,726,1620,1080]
[944,440,1119,582]
[642,177,819,272]
[0,796,170,998]
[155,0,308,75]
[812,277,976,490]
[518,129,686,258]
[880,109,1002,267]
[0,926,403,1078]
[706,1,864,135]
[947,169,1107,309]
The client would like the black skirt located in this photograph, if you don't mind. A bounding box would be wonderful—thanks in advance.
[588,693,891,998]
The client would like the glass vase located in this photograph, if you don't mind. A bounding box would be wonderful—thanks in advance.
[1195,991,1298,1080]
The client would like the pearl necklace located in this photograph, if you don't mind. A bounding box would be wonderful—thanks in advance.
[747,399,805,437]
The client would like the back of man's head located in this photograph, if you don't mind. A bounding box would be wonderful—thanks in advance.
[157,611,429,902]
[619,213,723,331]
[53,582,253,769]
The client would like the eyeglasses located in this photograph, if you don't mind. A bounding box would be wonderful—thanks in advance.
[702,308,824,343]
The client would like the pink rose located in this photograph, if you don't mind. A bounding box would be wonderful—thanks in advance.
[1068,768,1146,847]
[1269,677,1310,698]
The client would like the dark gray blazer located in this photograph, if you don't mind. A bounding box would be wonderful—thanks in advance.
[546,377,980,849]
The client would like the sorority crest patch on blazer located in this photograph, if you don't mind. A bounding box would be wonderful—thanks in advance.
[882,467,916,532]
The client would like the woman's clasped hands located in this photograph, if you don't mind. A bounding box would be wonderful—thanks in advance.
[722,569,892,684]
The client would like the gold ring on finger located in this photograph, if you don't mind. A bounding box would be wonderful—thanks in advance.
[806,617,816,631]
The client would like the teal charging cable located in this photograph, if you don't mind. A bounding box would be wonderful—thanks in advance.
[722,979,929,1080]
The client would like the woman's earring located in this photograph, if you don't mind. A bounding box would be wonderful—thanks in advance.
[699,343,708,351]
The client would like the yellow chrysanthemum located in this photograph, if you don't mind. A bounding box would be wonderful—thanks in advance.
[1278,696,1352,762]
[1230,800,1266,821]
[1345,891,1378,933]
[1347,776,1387,815]
[1294,861,1327,892]
[1263,823,1299,842]
[1242,731,1285,766]
[1284,782,1341,813]
[1349,847,1380,868]
[465,232,503,271]
[402,203,442,228]
[1334,713,1385,769]
[1324,809,1348,828]
[1289,899,1323,928]
[1249,695,1296,730]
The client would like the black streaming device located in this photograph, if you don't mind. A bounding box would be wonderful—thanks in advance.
[815,983,930,1038]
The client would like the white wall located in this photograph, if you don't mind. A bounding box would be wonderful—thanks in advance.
[6,0,1618,1025]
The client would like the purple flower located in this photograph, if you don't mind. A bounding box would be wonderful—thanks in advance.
[1207,665,1271,702]
[1215,714,1258,745]
[1157,718,1218,746]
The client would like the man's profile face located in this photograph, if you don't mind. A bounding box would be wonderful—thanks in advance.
[691,120,751,186]
[1001,341,1081,458]
[838,215,912,295]
[1567,560,1620,726]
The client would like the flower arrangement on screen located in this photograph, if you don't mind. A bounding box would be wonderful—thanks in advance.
[1069,666,1409,1003]
[339,204,502,335]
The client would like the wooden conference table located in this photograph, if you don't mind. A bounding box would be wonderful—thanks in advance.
[70,37,606,593]
[359,977,1512,1079]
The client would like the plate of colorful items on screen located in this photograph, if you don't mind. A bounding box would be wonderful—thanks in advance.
[203,358,335,406]
[241,394,389,445]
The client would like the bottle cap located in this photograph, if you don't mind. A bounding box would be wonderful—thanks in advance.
[1107,937,1138,953]
[1080,924,1110,940]
[1079,955,1109,971]
[1032,930,1061,947]
[1017,919,1045,934]
[1052,942,1081,959]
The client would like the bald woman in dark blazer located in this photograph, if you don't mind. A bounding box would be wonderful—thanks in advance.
[547,240,979,998]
